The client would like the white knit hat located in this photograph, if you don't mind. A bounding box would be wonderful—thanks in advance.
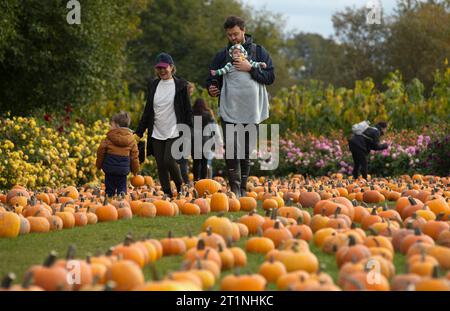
[228,44,248,58]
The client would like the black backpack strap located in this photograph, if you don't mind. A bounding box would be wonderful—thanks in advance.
[223,46,232,64]
[250,43,257,61]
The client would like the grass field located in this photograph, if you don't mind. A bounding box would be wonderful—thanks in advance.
[0,202,413,290]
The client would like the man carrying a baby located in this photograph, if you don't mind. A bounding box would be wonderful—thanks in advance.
[206,15,276,198]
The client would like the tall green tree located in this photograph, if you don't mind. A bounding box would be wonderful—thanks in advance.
[331,6,389,88]
[284,33,345,87]
[0,0,149,115]
[386,0,450,91]
[126,0,245,92]
[126,0,289,93]
[328,0,450,90]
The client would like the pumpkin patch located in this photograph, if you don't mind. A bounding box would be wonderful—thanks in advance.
[0,175,449,292]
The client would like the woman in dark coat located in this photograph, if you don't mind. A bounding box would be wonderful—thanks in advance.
[348,122,388,180]
[191,98,222,181]
[135,53,193,197]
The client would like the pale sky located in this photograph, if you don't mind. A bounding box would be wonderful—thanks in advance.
[243,0,398,38]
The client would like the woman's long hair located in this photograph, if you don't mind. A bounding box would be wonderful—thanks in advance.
[192,98,214,118]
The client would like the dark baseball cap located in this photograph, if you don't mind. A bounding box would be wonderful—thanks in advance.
[155,53,174,68]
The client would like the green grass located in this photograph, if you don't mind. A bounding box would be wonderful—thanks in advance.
[0,206,412,289]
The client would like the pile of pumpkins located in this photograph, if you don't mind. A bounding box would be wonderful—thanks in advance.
[1,173,450,291]
[0,177,233,238]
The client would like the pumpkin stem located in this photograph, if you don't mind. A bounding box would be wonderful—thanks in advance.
[91,275,100,286]
[149,264,161,281]
[226,237,233,248]
[348,234,356,246]
[431,264,442,281]
[334,206,342,218]
[272,208,279,219]
[197,239,206,250]
[1,273,16,289]
[367,227,378,236]
[196,257,203,270]
[414,227,422,236]
[21,271,34,289]
[257,226,263,237]
[102,280,115,291]
[373,237,380,247]
[43,251,58,267]
[124,235,133,246]
[66,244,76,260]
[407,196,417,206]
[105,247,114,256]
[218,243,224,252]
[274,220,281,229]
[203,249,210,260]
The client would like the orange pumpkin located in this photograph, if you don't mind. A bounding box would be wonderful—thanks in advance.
[130,175,145,188]
[95,200,118,222]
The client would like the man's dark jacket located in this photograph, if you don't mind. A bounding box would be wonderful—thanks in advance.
[205,34,275,100]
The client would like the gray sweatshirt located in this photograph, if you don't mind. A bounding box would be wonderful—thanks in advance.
[219,66,269,124]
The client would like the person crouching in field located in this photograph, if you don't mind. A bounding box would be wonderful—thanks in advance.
[348,121,388,180]
[96,111,140,197]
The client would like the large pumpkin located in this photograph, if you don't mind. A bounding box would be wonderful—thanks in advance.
[106,260,145,291]
[27,251,71,291]
[153,199,175,216]
[195,179,221,197]
[131,175,145,188]
[299,189,321,208]
[202,215,233,240]
[210,192,229,212]
[239,197,257,212]
[0,211,21,238]
[95,200,118,222]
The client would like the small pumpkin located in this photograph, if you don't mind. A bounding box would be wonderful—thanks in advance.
[160,231,187,256]
[106,260,145,291]
[259,256,287,283]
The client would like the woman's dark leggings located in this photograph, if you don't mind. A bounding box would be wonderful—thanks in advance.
[350,145,368,180]
[193,158,208,181]
[152,138,183,196]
